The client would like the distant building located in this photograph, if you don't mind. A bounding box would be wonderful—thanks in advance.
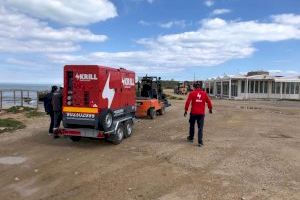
[204,71,300,100]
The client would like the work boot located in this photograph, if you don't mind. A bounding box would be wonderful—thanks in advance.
[53,128,60,139]
[53,135,60,139]
[187,136,193,143]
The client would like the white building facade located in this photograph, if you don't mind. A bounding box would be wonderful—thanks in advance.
[204,73,300,100]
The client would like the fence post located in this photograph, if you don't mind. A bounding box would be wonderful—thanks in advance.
[21,90,23,107]
[36,91,39,110]
[13,90,16,105]
[0,90,2,110]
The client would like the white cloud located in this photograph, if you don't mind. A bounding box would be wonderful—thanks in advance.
[268,69,282,74]
[271,13,300,26]
[0,7,107,53]
[138,20,151,26]
[159,20,186,29]
[204,0,214,7]
[2,0,118,25]
[139,20,187,29]
[211,9,231,16]
[5,58,53,71]
[0,38,80,53]
[47,14,300,72]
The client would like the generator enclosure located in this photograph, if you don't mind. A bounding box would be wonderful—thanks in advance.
[62,65,136,131]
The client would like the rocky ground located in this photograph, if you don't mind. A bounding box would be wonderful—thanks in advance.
[0,99,299,200]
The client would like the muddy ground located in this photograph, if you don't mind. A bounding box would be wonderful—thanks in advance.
[0,99,299,200]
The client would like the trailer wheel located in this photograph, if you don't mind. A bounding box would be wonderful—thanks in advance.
[158,106,165,115]
[111,124,124,145]
[124,120,133,138]
[149,108,157,119]
[99,109,114,131]
[70,136,81,142]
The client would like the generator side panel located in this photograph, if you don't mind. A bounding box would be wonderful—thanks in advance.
[120,70,136,107]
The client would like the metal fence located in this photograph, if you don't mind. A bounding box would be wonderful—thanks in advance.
[0,90,40,110]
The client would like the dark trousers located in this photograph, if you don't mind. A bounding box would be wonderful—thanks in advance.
[189,114,205,144]
[49,112,54,133]
[53,111,62,129]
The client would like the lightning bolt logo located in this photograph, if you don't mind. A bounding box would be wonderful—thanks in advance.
[102,73,115,108]
[196,93,202,102]
[197,93,201,99]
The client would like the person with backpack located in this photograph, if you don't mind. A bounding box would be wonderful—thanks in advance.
[52,86,63,138]
[44,86,58,134]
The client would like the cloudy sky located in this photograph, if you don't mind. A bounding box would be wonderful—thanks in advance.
[0,0,300,83]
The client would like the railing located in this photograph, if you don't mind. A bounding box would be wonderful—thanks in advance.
[0,90,40,110]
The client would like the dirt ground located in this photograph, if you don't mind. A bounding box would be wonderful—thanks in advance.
[0,99,299,200]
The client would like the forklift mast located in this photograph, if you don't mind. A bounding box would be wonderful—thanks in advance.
[138,76,163,100]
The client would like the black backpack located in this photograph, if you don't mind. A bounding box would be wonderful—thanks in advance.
[44,93,53,113]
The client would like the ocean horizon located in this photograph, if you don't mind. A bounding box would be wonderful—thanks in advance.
[0,83,61,91]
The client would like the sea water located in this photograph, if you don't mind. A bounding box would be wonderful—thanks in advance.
[0,83,53,91]
[0,83,54,108]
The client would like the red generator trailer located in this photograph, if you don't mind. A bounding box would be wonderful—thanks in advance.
[60,65,136,144]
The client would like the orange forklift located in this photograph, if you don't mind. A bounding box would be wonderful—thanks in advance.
[136,76,170,119]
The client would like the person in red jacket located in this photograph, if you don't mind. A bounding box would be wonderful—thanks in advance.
[184,81,212,146]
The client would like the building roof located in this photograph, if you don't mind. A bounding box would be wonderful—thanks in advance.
[274,76,300,82]
[205,72,300,82]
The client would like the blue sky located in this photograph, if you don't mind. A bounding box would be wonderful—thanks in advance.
[0,0,300,83]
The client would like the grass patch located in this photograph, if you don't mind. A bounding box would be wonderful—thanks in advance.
[25,110,45,118]
[166,95,184,100]
[5,106,44,118]
[6,106,35,114]
[0,118,26,134]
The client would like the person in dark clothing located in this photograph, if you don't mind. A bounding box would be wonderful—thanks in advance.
[44,86,58,134]
[184,81,213,146]
[52,87,63,138]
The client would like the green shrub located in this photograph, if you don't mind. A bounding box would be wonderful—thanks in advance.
[0,118,26,134]
[25,110,45,118]
[6,106,35,114]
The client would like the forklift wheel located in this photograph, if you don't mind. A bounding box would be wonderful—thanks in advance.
[149,108,157,119]
[124,120,133,138]
[70,136,81,142]
[158,106,165,115]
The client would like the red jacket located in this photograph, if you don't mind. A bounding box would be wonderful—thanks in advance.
[185,89,212,115]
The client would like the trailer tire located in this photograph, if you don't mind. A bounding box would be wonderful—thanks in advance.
[99,109,114,132]
[124,120,133,138]
[111,124,124,145]
[149,108,157,119]
[70,136,81,142]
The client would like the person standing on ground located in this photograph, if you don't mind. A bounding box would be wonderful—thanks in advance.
[184,81,213,146]
[52,86,63,138]
[44,85,58,134]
